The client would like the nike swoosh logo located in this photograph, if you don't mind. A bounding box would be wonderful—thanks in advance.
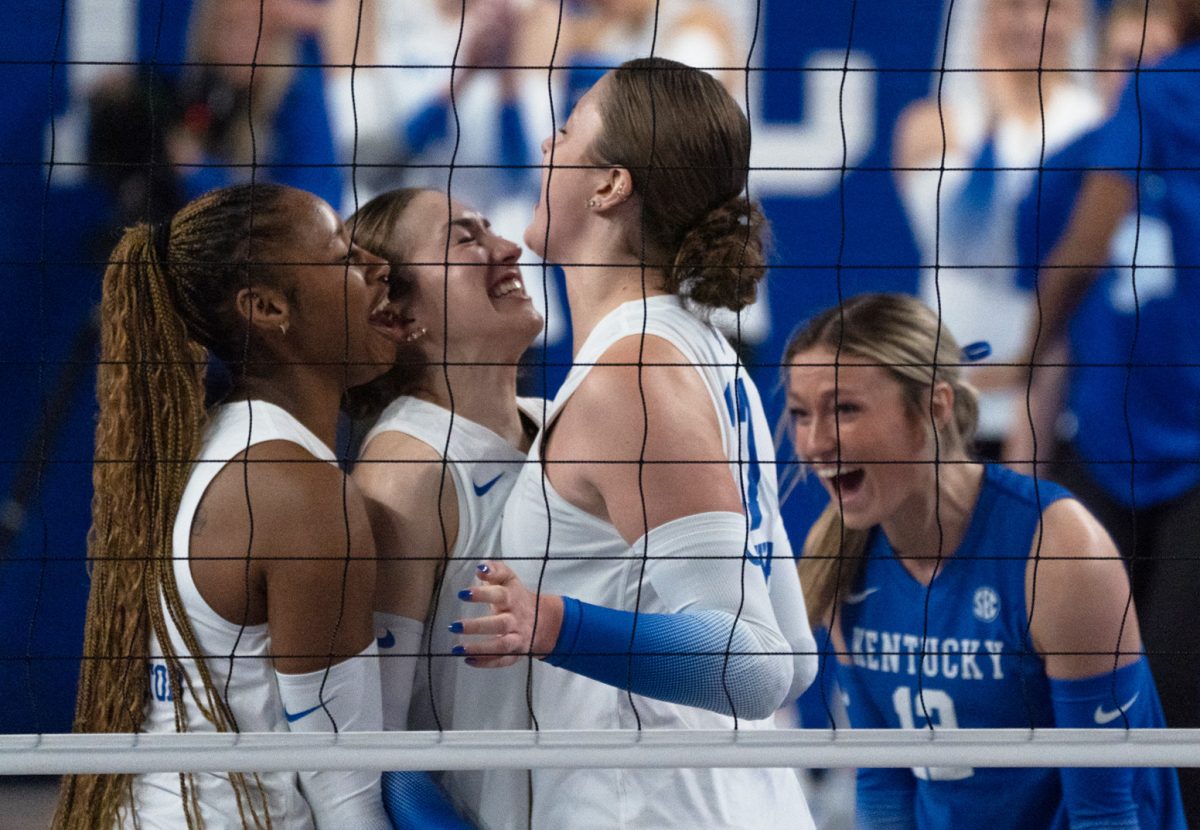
[283,697,336,724]
[473,473,504,497]
[843,587,879,605]
[1094,692,1140,725]
[377,629,396,649]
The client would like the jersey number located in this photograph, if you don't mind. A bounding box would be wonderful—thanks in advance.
[723,378,771,579]
[891,686,974,781]
[149,662,174,703]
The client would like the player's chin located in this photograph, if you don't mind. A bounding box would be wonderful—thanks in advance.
[522,221,549,258]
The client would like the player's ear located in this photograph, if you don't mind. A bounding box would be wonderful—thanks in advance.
[930,381,956,435]
[234,285,291,338]
[591,167,634,211]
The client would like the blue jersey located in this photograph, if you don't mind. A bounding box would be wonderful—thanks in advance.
[838,464,1182,829]
[1016,126,1184,508]
[1084,43,1200,506]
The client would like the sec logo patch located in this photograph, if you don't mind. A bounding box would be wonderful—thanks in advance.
[973,586,1000,623]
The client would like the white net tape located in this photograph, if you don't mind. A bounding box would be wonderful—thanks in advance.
[5,729,1200,775]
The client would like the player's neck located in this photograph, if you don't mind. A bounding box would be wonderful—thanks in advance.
[882,460,984,585]
[417,364,528,450]
[564,262,670,355]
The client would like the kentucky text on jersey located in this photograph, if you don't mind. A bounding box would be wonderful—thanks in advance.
[850,628,1005,680]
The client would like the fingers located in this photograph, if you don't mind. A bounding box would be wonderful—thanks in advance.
[450,631,526,669]
[475,560,516,585]
[453,561,535,668]
[453,613,515,636]
[459,584,508,606]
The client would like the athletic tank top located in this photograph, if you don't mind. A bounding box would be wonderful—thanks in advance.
[500,295,813,829]
[900,83,1104,440]
[127,401,334,830]
[362,395,542,830]
[838,464,1072,828]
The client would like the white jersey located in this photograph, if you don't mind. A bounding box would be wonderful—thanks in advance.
[899,83,1103,440]
[126,401,334,830]
[501,295,816,830]
[363,395,543,830]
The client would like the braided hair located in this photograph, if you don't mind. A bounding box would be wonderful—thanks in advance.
[55,183,297,830]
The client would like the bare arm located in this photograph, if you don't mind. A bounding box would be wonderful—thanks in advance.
[353,430,459,623]
[258,453,379,674]
[1002,338,1070,475]
[190,440,379,674]
[1026,498,1141,679]
[552,334,745,543]
[1024,172,1133,362]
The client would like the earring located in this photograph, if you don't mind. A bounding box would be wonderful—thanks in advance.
[405,326,427,343]
[586,198,599,208]
[279,321,289,336]
[615,184,625,196]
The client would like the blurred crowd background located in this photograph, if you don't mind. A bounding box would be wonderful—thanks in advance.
[0,0,1184,772]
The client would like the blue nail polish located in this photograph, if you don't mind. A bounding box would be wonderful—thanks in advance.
[477,563,490,574]
[448,621,464,634]
[458,589,472,600]
[451,645,466,656]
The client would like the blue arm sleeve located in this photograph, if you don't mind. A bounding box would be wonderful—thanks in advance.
[381,771,475,830]
[268,36,343,210]
[545,596,786,720]
[1050,657,1185,830]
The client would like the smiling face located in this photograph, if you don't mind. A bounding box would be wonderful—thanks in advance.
[786,347,937,531]
[525,81,608,263]
[397,191,544,365]
[268,190,396,389]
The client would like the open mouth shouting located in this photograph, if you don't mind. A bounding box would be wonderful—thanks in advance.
[814,464,866,502]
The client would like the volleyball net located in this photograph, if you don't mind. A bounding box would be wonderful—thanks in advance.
[2,0,1198,784]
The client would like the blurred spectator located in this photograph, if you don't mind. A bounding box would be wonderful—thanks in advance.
[892,0,1103,457]
[519,0,744,112]
[324,0,534,209]
[1005,0,1200,819]
[1005,0,1179,476]
[177,0,343,207]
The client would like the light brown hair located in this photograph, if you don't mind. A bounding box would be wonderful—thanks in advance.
[342,188,430,420]
[784,293,980,626]
[591,57,769,312]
